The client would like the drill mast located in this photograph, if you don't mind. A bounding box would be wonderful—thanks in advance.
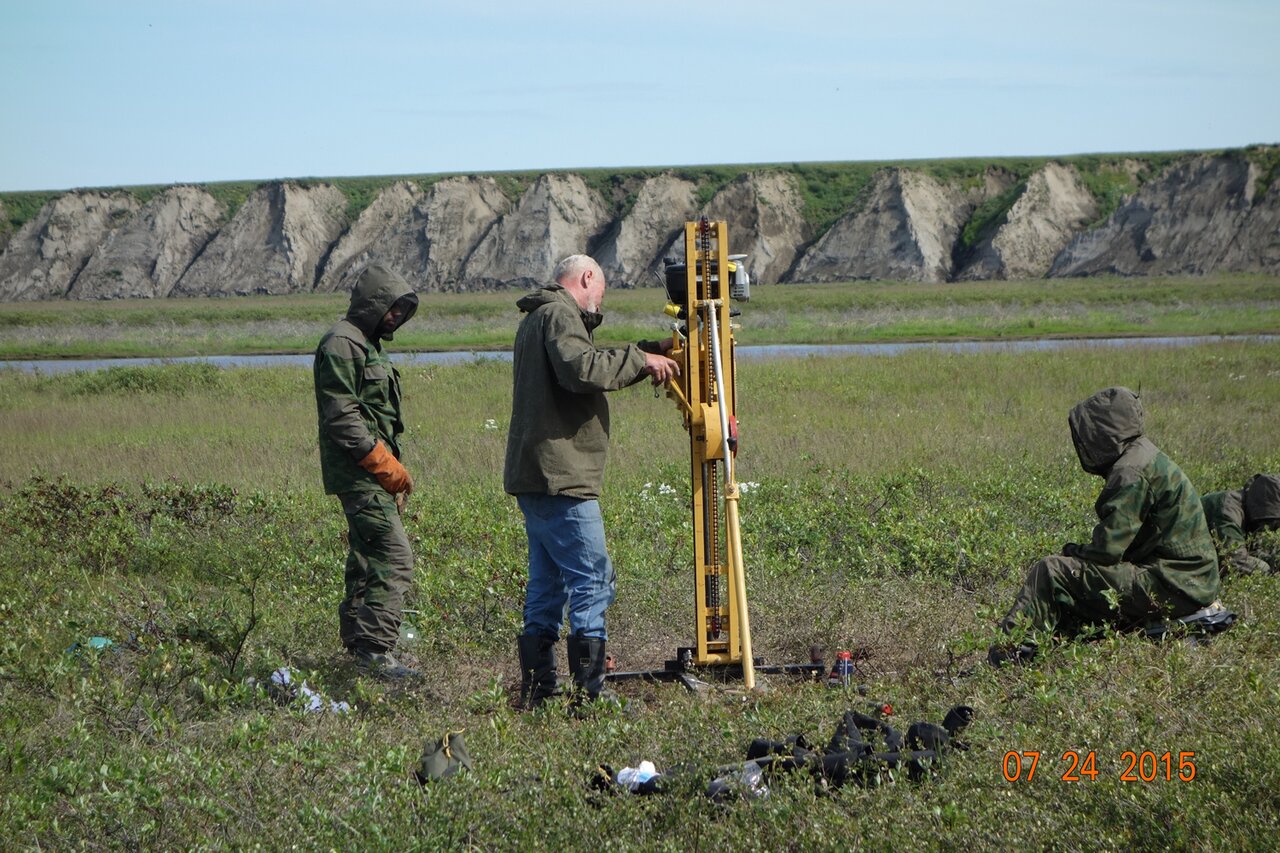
[663,219,755,688]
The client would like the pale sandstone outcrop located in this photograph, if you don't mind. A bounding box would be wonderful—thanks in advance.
[1220,177,1280,273]
[594,173,699,287]
[71,186,224,298]
[958,162,1098,280]
[660,172,810,285]
[461,173,611,288]
[317,176,509,293]
[1050,154,1256,276]
[4,150,1279,300]
[173,182,347,295]
[789,169,972,283]
[0,191,141,300]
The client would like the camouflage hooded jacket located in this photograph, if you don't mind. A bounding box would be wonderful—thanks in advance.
[314,265,418,496]
[1067,387,1220,607]
[503,285,648,499]
[1202,473,1280,550]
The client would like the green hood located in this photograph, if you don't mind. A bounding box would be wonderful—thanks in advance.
[516,285,603,333]
[1068,387,1145,476]
[1244,473,1280,528]
[346,264,417,341]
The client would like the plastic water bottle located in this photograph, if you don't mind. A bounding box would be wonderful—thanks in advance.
[826,650,854,688]
[399,622,419,648]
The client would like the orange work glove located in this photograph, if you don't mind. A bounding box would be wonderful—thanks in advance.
[358,442,414,495]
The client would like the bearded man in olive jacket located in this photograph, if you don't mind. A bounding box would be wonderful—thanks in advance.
[505,254,678,706]
[315,264,420,679]
[1202,473,1280,576]
[993,387,1221,663]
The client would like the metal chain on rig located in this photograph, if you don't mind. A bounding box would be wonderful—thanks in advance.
[697,218,726,639]
[706,461,722,636]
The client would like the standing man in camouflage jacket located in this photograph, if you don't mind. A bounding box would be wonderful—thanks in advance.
[505,254,678,707]
[992,387,1221,664]
[1202,473,1280,576]
[315,264,420,679]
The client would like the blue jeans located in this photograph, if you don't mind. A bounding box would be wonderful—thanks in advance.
[517,493,616,641]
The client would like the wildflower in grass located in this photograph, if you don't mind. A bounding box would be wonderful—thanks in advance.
[483,418,499,430]
[640,482,678,500]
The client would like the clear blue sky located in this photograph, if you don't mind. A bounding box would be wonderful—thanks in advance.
[2,0,1277,192]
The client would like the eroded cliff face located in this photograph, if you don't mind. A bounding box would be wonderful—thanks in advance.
[594,173,699,288]
[1220,180,1280,272]
[316,176,509,293]
[316,180,425,293]
[415,176,512,290]
[703,172,810,285]
[788,169,981,283]
[1049,154,1259,277]
[70,186,224,299]
[461,173,612,289]
[958,162,1099,280]
[2,148,1278,300]
[652,172,811,285]
[173,182,347,296]
[0,191,141,300]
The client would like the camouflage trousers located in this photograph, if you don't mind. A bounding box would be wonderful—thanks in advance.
[999,554,1191,635]
[1220,546,1274,578]
[337,491,414,653]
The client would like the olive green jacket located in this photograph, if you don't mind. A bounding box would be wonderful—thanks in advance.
[314,266,415,496]
[1066,387,1220,608]
[1202,474,1280,571]
[503,285,648,499]
[1202,488,1248,551]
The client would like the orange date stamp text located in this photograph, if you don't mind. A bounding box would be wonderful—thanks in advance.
[1001,750,1197,782]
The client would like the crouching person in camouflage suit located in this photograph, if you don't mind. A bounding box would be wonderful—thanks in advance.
[314,264,420,680]
[1202,474,1280,576]
[991,387,1221,666]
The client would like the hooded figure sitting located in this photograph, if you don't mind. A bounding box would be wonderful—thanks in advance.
[1201,474,1280,576]
[991,387,1221,665]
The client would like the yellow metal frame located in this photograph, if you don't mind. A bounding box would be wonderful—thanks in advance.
[664,220,755,688]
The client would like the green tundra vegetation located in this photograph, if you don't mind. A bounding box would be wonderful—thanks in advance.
[2,336,1279,849]
[1,273,1278,360]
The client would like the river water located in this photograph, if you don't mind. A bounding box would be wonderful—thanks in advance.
[3,335,1275,374]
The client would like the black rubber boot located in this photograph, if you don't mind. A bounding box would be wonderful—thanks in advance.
[517,633,559,709]
[566,635,610,701]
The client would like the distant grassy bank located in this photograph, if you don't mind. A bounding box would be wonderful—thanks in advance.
[1,341,1278,848]
[1,274,1278,360]
[0,149,1206,242]
[11,148,1279,257]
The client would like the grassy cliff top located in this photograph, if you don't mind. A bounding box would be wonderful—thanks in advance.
[5,145,1275,243]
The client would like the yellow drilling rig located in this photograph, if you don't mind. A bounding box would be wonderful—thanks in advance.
[661,219,755,687]
[608,218,821,689]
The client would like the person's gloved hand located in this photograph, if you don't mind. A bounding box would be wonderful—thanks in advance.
[358,442,413,495]
[1062,542,1082,558]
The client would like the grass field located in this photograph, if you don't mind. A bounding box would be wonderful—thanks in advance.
[2,334,1279,849]
[1,274,1279,360]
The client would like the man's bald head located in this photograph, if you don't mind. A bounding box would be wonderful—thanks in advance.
[554,254,607,313]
